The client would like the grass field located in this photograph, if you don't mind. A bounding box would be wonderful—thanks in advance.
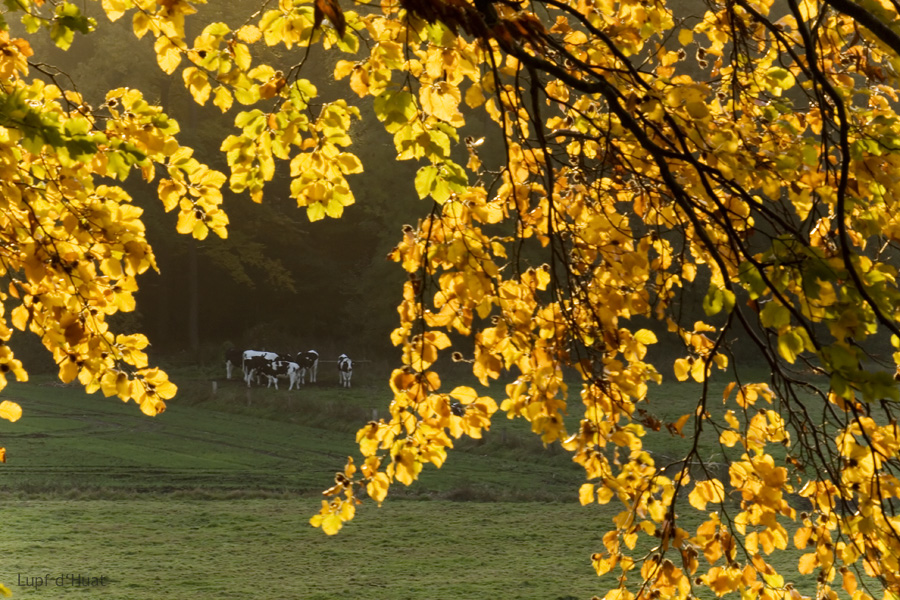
[3,498,620,600]
[0,365,836,599]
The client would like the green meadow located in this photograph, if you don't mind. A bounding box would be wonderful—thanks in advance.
[0,364,834,599]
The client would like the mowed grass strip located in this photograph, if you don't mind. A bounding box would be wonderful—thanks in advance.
[1,498,613,600]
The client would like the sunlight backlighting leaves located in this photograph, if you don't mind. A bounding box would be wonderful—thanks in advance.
[4,0,900,598]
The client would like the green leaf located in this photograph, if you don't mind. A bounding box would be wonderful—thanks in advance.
[759,301,790,329]
[822,343,860,371]
[374,90,416,133]
[739,262,767,298]
[801,143,818,167]
[336,30,360,53]
[233,85,260,106]
[702,286,735,316]
[777,329,804,363]
[21,13,40,33]
[202,21,231,37]
[414,165,439,199]
[50,22,77,50]
[423,128,451,161]
[63,116,91,137]
[106,151,130,180]
[235,109,265,133]
[830,372,852,399]
[431,175,452,204]
[50,3,96,50]
[289,79,318,107]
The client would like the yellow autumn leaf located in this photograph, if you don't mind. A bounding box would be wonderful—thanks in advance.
[101,0,129,21]
[420,81,462,123]
[685,101,709,119]
[183,66,211,105]
[719,430,741,447]
[722,381,736,402]
[236,25,262,43]
[688,479,725,510]
[724,410,739,429]
[690,358,706,382]
[670,413,691,436]
[321,513,343,535]
[310,506,345,536]
[132,11,151,38]
[426,331,452,350]
[633,329,657,345]
[138,394,165,417]
[99,371,119,398]
[191,220,209,240]
[349,66,369,97]
[367,472,390,503]
[176,208,199,235]
[797,552,818,575]
[10,305,28,331]
[793,526,812,549]
[339,500,355,521]
[592,553,617,576]
[336,152,363,174]
[158,179,184,212]
[465,82,484,108]
[0,400,22,422]
[449,386,478,404]
[115,292,137,312]
[59,360,79,384]
[841,568,858,594]
[579,483,595,505]
[154,37,183,74]
[213,86,233,112]
[333,59,355,80]
[673,358,690,381]
[306,201,326,222]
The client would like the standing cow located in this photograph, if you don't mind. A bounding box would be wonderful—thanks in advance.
[295,350,319,384]
[337,354,353,388]
[242,350,281,387]
[257,359,302,390]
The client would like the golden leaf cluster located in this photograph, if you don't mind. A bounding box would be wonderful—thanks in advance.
[6,1,900,599]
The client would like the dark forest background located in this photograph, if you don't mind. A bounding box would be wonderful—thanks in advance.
[16,3,438,368]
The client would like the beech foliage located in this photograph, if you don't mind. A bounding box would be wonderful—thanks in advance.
[2,0,900,599]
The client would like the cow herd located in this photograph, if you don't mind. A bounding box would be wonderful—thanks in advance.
[225,349,354,389]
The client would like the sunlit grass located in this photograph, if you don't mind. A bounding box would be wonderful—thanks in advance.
[1,499,614,600]
[0,365,856,599]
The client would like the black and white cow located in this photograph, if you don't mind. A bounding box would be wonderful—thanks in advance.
[242,350,281,387]
[257,359,302,390]
[337,354,353,388]
[225,348,243,380]
[295,350,319,384]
